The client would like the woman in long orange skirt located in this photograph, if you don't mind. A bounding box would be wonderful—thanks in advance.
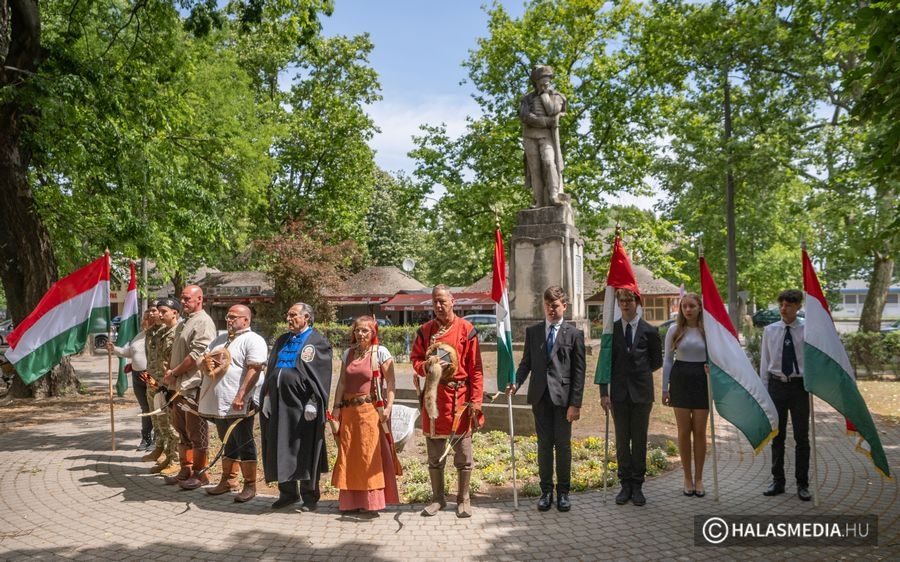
[331,316,399,513]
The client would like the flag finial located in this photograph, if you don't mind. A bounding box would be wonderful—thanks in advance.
[698,240,704,258]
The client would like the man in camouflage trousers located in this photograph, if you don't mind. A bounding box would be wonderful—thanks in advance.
[144,298,182,474]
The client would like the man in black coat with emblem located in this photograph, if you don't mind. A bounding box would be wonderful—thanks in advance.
[260,302,333,510]
[600,288,662,507]
[509,286,586,512]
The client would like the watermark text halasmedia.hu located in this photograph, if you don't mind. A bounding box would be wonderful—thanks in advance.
[694,515,877,546]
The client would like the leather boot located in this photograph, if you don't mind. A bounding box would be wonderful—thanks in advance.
[456,469,473,518]
[163,446,192,484]
[421,468,446,516]
[179,449,210,490]
[206,457,240,495]
[234,461,258,503]
[141,444,165,463]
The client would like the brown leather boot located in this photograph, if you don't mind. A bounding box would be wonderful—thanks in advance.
[163,446,192,485]
[141,445,164,462]
[421,467,446,516]
[206,458,240,495]
[456,469,473,518]
[234,461,258,503]
[179,449,210,490]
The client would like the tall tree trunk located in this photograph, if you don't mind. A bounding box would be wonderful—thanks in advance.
[859,254,893,332]
[0,0,79,397]
[723,68,740,332]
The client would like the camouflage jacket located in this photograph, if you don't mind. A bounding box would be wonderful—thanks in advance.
[146,323,177,381]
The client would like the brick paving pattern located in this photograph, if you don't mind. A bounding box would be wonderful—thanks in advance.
[0,359,896,560]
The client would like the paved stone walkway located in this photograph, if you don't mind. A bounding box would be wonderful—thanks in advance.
[0,360,897,560]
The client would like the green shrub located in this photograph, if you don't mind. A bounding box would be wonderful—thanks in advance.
[841,331,898,375]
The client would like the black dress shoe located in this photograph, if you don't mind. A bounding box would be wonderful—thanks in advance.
[797,487,812,501]
[271,494,300,509]
[615,483,632,505]
[537,492,553,511]
[631,486,646,506]
[556,492,571,512]
[299,502,318,512]
[763,482,785,496]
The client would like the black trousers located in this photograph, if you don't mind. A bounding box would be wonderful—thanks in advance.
[131,372,152,440]
[611,398,653,484]
[212,417,257,461]
[532,388,573,494]
[768,378,810,487]
[278,479,320,505]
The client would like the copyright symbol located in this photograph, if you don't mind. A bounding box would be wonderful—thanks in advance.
[702,517,729,544]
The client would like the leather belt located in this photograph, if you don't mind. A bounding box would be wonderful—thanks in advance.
[338,395,374,408]
[442,380,467,389]
[769,373,803,383]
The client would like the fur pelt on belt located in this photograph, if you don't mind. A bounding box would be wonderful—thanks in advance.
[423,342,459,431]
[200,347,232,380]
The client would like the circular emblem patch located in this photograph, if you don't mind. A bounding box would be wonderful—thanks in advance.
[300,344,315,363]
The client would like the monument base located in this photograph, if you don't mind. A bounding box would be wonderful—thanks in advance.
[509,203,587,339]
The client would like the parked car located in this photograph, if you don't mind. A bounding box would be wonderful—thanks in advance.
[752,308,805,327]
[338,316,393,327]
[462,314,497,326]
[0,320,14,347]
[462,314,497,342]
[881,319,900,334]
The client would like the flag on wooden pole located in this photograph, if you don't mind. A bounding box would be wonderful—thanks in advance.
[6,254,111,385]
[492,228,516,389]
[700,257,778,452]
[802,250,890,478]
[594,235,640,384]
[113,261,139,397]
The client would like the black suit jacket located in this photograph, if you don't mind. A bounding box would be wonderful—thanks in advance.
[600,318,662,403]
[515,321,586,408]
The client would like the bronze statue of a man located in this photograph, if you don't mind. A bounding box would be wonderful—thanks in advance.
[520,65,567,207]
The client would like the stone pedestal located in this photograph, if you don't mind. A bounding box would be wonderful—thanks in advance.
[509,203,588,338]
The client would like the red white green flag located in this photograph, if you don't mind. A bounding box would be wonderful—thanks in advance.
[113,261,139,397]
[802,250,890,478]
[700,257,778,453]
[492,228,516,389]
[594,236,641,385]
[6,254,111,385]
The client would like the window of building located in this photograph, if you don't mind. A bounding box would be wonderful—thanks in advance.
[643,296,668,322]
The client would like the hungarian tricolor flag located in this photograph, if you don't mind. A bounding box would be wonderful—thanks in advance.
[594,235,641,385]
[6,254,111,385]
[700,257,778,453]
[113,261,139,397]
[492,228,516,389]
[802,250,890,478]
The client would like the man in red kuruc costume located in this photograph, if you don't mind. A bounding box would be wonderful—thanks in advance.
[411,285,484,518]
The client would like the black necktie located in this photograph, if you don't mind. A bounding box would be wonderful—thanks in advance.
[782,326,798,375]
[546,324,556,360]
[625,322,633,350]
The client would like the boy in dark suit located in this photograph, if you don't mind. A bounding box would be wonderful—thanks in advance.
[600,288,662,506]
[508,286,586,512]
